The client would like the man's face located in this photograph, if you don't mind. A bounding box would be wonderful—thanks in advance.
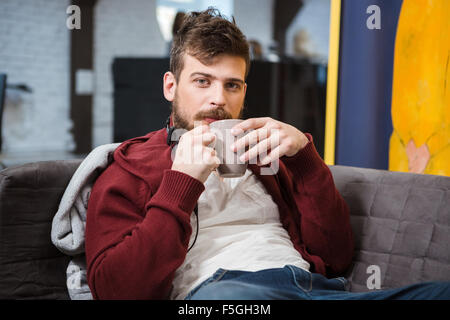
[163,53,247,130]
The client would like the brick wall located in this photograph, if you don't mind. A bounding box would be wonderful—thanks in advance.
[0,0,74,153]
[0,0,275,154]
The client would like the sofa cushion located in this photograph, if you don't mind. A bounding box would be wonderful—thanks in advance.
[0,160,82,299]
[330,165,450,292]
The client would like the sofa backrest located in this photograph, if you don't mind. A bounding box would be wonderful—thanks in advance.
[0,161,449,298]
[330,165,450,292]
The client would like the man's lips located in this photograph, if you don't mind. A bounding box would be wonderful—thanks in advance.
[203,118,220,124]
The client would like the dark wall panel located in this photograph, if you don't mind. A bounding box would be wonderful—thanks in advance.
[113,58,171,142]
[112,58,326,157]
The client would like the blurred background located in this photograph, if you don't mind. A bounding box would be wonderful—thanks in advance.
[0,0,329,167]
[0,0,448,176]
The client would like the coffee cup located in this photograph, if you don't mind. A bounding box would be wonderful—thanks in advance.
[209,119,248,178]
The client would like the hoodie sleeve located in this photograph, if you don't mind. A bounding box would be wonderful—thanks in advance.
[280,133,354,277]
[85,163,204,300]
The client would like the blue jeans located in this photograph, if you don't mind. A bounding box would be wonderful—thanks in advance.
[185,265,450,300]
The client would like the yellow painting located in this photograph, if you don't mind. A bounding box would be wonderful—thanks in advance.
[389,0,450,176]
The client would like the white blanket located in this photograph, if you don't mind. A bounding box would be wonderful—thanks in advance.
[51,143,120,300]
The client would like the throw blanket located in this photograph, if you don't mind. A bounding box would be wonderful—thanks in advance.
[51,143,120,300]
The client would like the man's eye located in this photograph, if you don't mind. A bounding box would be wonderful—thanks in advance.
[227,83,240,90]
[195,79,209,85]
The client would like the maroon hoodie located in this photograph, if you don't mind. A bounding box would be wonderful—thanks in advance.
[85,127,354,300]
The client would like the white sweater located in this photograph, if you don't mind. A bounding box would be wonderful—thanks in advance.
[170,169,310,300]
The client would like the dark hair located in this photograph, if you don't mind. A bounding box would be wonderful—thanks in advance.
[170,8,250,82]
[172,11,187,36]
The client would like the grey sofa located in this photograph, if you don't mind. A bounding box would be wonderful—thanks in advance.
[0,160,449,299]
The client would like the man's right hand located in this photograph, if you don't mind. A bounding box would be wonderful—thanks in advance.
[171,124,221,184]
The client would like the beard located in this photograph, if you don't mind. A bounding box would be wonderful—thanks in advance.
[171,91,245,130]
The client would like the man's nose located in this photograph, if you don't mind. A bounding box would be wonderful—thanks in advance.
[210,84,226,107]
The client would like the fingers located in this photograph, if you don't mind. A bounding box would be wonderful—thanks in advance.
[182,125,215,146]
[172,124,221,183]
[230,119,282,151]
[204,148,221,168]
[178,126,218,163]
[231,117,270,135]
[192,124,210,135]
[198,146,220,169]
[240,131,282,163]
[258,145,283,166]
[201,132,216,145]
[231,127,268,152]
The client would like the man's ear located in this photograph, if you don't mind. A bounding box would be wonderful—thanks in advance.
[163,72,177,102]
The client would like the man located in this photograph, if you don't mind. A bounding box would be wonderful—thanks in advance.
[85,9,449,300]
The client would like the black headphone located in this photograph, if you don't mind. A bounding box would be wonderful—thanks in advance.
[165,116,177,146]
[166,116,188,147]
[165,115,199,252]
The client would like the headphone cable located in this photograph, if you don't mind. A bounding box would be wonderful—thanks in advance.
[187,204,199,252]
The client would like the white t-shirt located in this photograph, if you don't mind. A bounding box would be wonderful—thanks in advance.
[170,169,310,300]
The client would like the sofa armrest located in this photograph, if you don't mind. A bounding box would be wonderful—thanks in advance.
[0,160,82,299]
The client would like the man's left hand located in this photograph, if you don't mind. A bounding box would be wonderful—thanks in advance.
[230,117,309,166]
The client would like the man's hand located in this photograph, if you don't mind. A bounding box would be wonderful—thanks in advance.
[230,117,309,166]
[171,124,221,184]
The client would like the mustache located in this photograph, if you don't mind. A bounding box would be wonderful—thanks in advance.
[194,108,233,121]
